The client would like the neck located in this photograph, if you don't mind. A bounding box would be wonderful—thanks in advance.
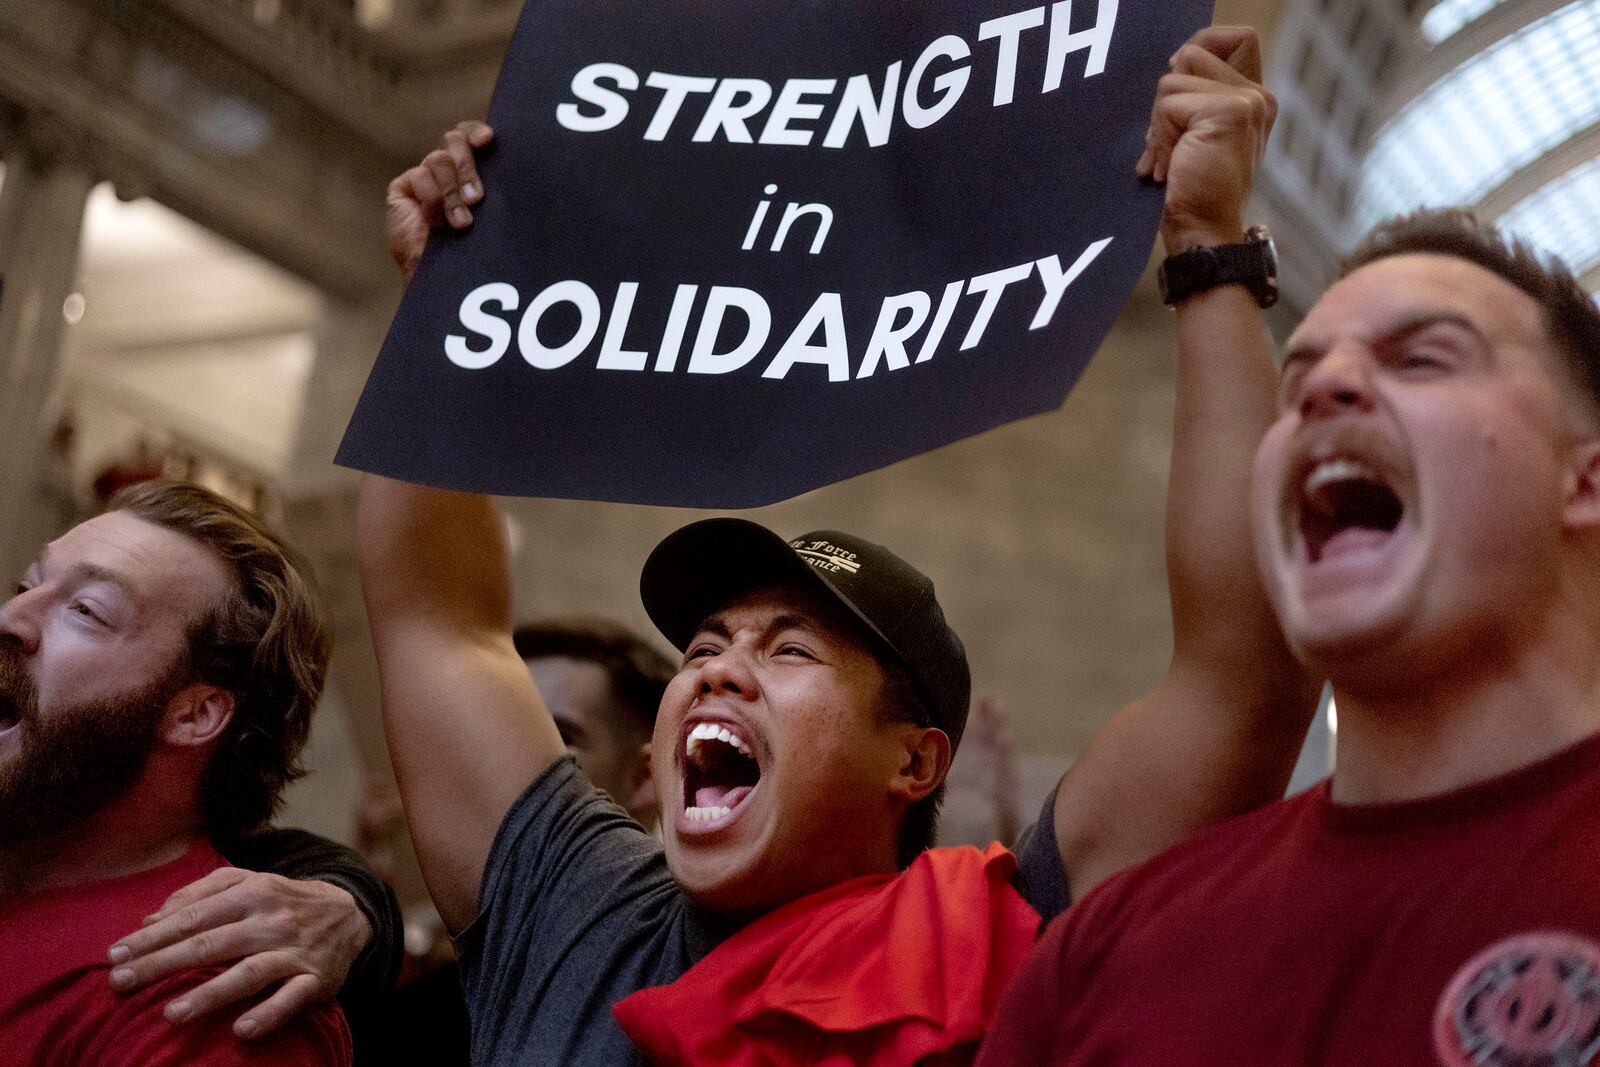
[0,769,202,897]
[1328,592,1600,804]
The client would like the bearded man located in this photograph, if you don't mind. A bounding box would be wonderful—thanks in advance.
[0,481,352,1065]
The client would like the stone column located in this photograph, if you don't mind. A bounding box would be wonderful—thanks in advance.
[0,137,95,582]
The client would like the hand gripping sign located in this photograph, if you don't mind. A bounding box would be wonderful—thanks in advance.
[338,0,1212,508]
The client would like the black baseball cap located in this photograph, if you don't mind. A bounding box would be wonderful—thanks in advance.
[639,518,971,751]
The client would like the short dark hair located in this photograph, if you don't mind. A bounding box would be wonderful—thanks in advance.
[1342,208,1600,418]
[108,481,330,842]
[511,619,676,733]
[878,660,945,868]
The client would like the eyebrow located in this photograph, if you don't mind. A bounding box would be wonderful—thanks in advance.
[691,610,824,644]
[1285,311,1488,368]
[27,555,139,599]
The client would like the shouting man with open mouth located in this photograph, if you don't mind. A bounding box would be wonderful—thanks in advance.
[361,25,1315,1067]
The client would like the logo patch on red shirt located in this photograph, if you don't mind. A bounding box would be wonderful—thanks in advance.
[1434,930,1600,1066]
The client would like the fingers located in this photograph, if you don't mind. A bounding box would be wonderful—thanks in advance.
[445,120,492,205]
[1184,25,1264,82]
[111,880,258,975]
[143,867,251,926]
[234,974,327,1040]
[160,952,316,1028]
[110,918,271,992]
[420,121,494,229]
[1171,41,1255,88]
[1138,26,1272,182]
[1139,77,1275,184]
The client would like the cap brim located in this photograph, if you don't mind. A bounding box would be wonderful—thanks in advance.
[640,518,893,658]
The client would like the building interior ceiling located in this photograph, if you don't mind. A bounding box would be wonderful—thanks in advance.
[1259,0,1600,311]
[61,184,319,487]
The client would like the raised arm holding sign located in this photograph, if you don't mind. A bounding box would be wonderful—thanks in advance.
[359,23,1316,1066]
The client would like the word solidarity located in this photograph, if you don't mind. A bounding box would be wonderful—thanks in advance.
[339,0,1211,506]
[445,242,1112,382]
[556,1,1118,147]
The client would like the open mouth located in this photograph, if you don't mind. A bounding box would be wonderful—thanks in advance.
[681,720,761,828]
[1298,457,1404,563]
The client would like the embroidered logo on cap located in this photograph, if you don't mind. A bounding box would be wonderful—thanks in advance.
[789,539,861,575]
[1434,930,1600,1067]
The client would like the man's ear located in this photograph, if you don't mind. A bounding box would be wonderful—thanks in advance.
[1564,438,1600,532]
[889,727,951,804]
[624,740,657,821]
[160,684,235,749]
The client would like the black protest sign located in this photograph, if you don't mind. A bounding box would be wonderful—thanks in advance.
[338,0,1212,508]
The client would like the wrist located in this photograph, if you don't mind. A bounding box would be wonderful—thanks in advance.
[1158,226,1279,310]
[1161,224,1246,258]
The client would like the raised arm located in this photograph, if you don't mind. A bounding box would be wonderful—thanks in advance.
[1052,27,1319,898]
[361,121,567,934]
[359,476,564,935]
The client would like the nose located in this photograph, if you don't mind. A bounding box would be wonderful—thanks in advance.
[695,645,758,701]
[1297,345,1375,421]
[0,588,41,656]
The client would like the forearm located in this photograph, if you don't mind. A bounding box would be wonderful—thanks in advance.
[1166,280,1282,658]
[1170,279,1317,666]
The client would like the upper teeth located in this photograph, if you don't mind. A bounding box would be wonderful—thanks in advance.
[1304,458,1377,495]
[685,721,751,760]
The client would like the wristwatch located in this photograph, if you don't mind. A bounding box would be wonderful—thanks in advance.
[1157,225,1279,309]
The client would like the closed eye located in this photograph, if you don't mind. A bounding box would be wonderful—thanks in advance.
[1400,350,1450,371]
[69,600,106,624]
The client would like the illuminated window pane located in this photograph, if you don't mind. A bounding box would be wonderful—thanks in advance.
[1356,0,1600,229]
[1421,0,1515,43]
[1497,153,1600,288]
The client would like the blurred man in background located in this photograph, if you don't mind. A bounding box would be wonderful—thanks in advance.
[513,619,674,830]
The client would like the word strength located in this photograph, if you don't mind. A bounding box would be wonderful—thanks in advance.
[442,239,1113,383]
[556,0,1119,147]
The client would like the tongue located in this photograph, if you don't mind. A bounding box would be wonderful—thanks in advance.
[1320,525,1392,560]
[695,784,753,810]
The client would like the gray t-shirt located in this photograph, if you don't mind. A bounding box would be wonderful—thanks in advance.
[457,756,1066,1066]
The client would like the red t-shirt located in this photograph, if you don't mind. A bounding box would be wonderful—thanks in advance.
[0,838,352,1067]
[978,731,1600,1067]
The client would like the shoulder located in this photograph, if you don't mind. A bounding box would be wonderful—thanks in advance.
[1054,787,1321,950]
[483,756,666,889]
[19,969,348,1067]
[0,839,228,975]
[464,754,690,971]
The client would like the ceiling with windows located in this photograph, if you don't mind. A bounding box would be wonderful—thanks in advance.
[1358,0,1600,292]
[1259,0,1600,310]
